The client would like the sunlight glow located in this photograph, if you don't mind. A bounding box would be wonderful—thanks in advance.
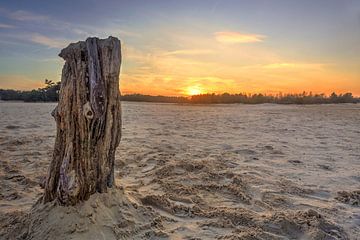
[186,86,203,96]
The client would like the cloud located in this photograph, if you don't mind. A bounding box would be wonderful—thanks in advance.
[214,31,266,44]
[263,62,325,70]
[0,7,140,49]
[9,10,48,21]
[163,49,215,56]
[30,33,68,48]
[0,23,14,28]
[263,63,297,69]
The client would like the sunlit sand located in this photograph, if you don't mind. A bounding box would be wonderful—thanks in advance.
[1,101,359,239]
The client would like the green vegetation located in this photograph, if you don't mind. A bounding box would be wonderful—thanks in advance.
[188,92,359,104]
[0,80,60,102]
[121,94,188,103]
[123,92,359,104]
[1,83,359,104]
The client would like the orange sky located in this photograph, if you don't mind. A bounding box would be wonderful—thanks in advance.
[119,33,360,96]
[0,1,359,96]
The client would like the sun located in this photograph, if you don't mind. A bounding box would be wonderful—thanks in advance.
[186,86,203,96]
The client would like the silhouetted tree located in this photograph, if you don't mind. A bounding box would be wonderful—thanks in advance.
[1,87,359,104]
[0,80,60,102]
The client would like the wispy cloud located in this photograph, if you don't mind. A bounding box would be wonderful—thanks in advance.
[0,23,14,28]
[9,10,48,21]
[264,63,297,69]
[214,31,266,44]
[163,49,215,56]
[0,7,139,41]
[30,33,68,48]
[263,62,325,70]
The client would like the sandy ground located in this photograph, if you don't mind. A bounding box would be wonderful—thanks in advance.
[0,101,359,239]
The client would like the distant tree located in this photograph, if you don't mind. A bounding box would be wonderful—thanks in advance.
[0,79,60,102]
[330,92,338,102]
[0,86,359,104]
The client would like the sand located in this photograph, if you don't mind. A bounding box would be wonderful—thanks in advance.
[0,101,359,239]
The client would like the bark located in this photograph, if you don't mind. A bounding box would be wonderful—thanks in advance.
[43,37,122,205]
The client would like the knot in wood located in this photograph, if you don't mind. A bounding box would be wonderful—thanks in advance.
[83,102,94,119]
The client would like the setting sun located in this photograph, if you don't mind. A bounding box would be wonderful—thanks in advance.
[186,86,203,96]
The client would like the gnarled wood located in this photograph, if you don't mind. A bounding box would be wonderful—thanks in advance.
[43,36,122,205]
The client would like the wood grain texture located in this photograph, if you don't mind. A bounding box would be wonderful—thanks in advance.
[43,37,122,205]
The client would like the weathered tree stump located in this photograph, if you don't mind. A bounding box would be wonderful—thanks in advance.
[43,36,122,205]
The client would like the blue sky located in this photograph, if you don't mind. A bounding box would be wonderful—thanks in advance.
[0,0,359,95]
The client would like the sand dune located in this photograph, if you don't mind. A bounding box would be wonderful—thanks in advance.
[1,101,359,239]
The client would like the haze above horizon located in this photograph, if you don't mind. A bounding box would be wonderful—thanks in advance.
[0,0,359,96]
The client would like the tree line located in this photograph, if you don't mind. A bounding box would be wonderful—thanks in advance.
[122,92,359,104]
[1,81,359,104]
[188,92,359,104]
[0,79,60,102]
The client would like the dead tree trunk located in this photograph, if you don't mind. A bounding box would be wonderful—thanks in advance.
[43,36,122,205]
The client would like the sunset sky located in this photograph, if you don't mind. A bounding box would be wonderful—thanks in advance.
[0,0,359,96]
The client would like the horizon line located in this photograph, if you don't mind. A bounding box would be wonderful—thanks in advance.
[1,87,360,98]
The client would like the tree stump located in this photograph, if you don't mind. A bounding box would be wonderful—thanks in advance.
[43,36,122,205]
